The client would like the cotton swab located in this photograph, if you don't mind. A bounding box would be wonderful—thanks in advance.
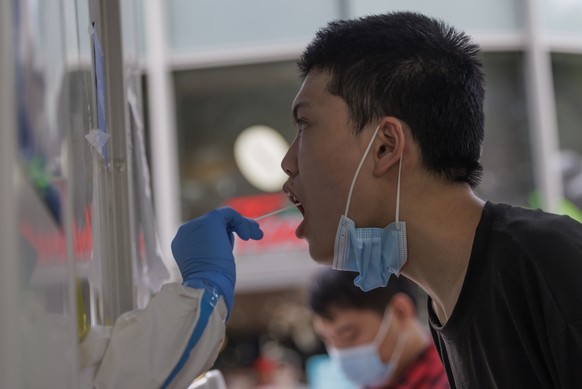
[253,203,301,221]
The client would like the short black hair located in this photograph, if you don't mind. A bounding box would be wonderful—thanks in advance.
[298,11,485,187]
[307,269,418,320]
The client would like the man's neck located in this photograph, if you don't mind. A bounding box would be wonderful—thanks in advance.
[400,186,485,325]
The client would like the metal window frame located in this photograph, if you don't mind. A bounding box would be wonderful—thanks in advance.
[524,0,563,212]
[89,0,137,322]
[143,0,182,280]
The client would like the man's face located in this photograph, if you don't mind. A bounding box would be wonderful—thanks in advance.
[281,69,372,263]
[313,307,385,350]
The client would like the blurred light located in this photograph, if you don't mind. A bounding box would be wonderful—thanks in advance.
[234,125,289,192]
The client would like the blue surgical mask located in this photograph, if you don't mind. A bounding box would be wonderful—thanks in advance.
[328,312,408,387]
[332,125,408,291]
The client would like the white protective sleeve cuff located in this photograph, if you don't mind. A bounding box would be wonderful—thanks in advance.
[84,283,227,389]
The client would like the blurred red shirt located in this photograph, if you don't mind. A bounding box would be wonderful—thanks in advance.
[373,344,449,389]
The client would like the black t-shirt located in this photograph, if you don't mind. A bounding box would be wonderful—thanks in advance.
[428,201,582,389]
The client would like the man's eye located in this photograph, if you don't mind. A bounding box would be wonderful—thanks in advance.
[345,333,358,343]
[295,118,307,131]
[340,330,357,343]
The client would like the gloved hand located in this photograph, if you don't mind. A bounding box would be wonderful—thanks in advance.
[171,207,263,314]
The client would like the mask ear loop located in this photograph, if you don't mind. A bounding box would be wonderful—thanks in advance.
[395,154,403,223]
[373,309,394,347]
[374,307,409,367]
[385,325,409,371]
[344,125,381,217]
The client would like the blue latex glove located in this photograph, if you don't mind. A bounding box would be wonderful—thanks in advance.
[171,207,263,315]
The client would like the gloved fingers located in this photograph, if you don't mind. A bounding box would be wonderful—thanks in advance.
[247,221,264,240]
[217,207,264,241]
[235,218,263,240]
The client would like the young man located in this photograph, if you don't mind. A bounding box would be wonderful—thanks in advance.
[308,269,448,389]
[280,11,582,389]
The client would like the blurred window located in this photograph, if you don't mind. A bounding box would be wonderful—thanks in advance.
[173,61,302,219]
[541,0,582,34]
[350,0,523,32]
[477,52,535,206]
[165,0,340,52]
[553,53,582,212]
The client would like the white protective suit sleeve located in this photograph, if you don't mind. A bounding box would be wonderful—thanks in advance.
[80,282,227,389]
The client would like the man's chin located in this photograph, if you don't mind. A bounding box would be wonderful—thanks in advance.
[307,245,333,266]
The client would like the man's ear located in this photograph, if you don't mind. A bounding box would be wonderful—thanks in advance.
[373,117,405,176]
[388,292,416,324]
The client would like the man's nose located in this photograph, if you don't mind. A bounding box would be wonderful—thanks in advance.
[281,139,298,177]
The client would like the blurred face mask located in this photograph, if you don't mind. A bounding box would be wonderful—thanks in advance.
[332,125,408,291]
[328,311,408,387]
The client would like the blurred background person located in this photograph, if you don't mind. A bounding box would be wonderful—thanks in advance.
[307,269,448,389]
